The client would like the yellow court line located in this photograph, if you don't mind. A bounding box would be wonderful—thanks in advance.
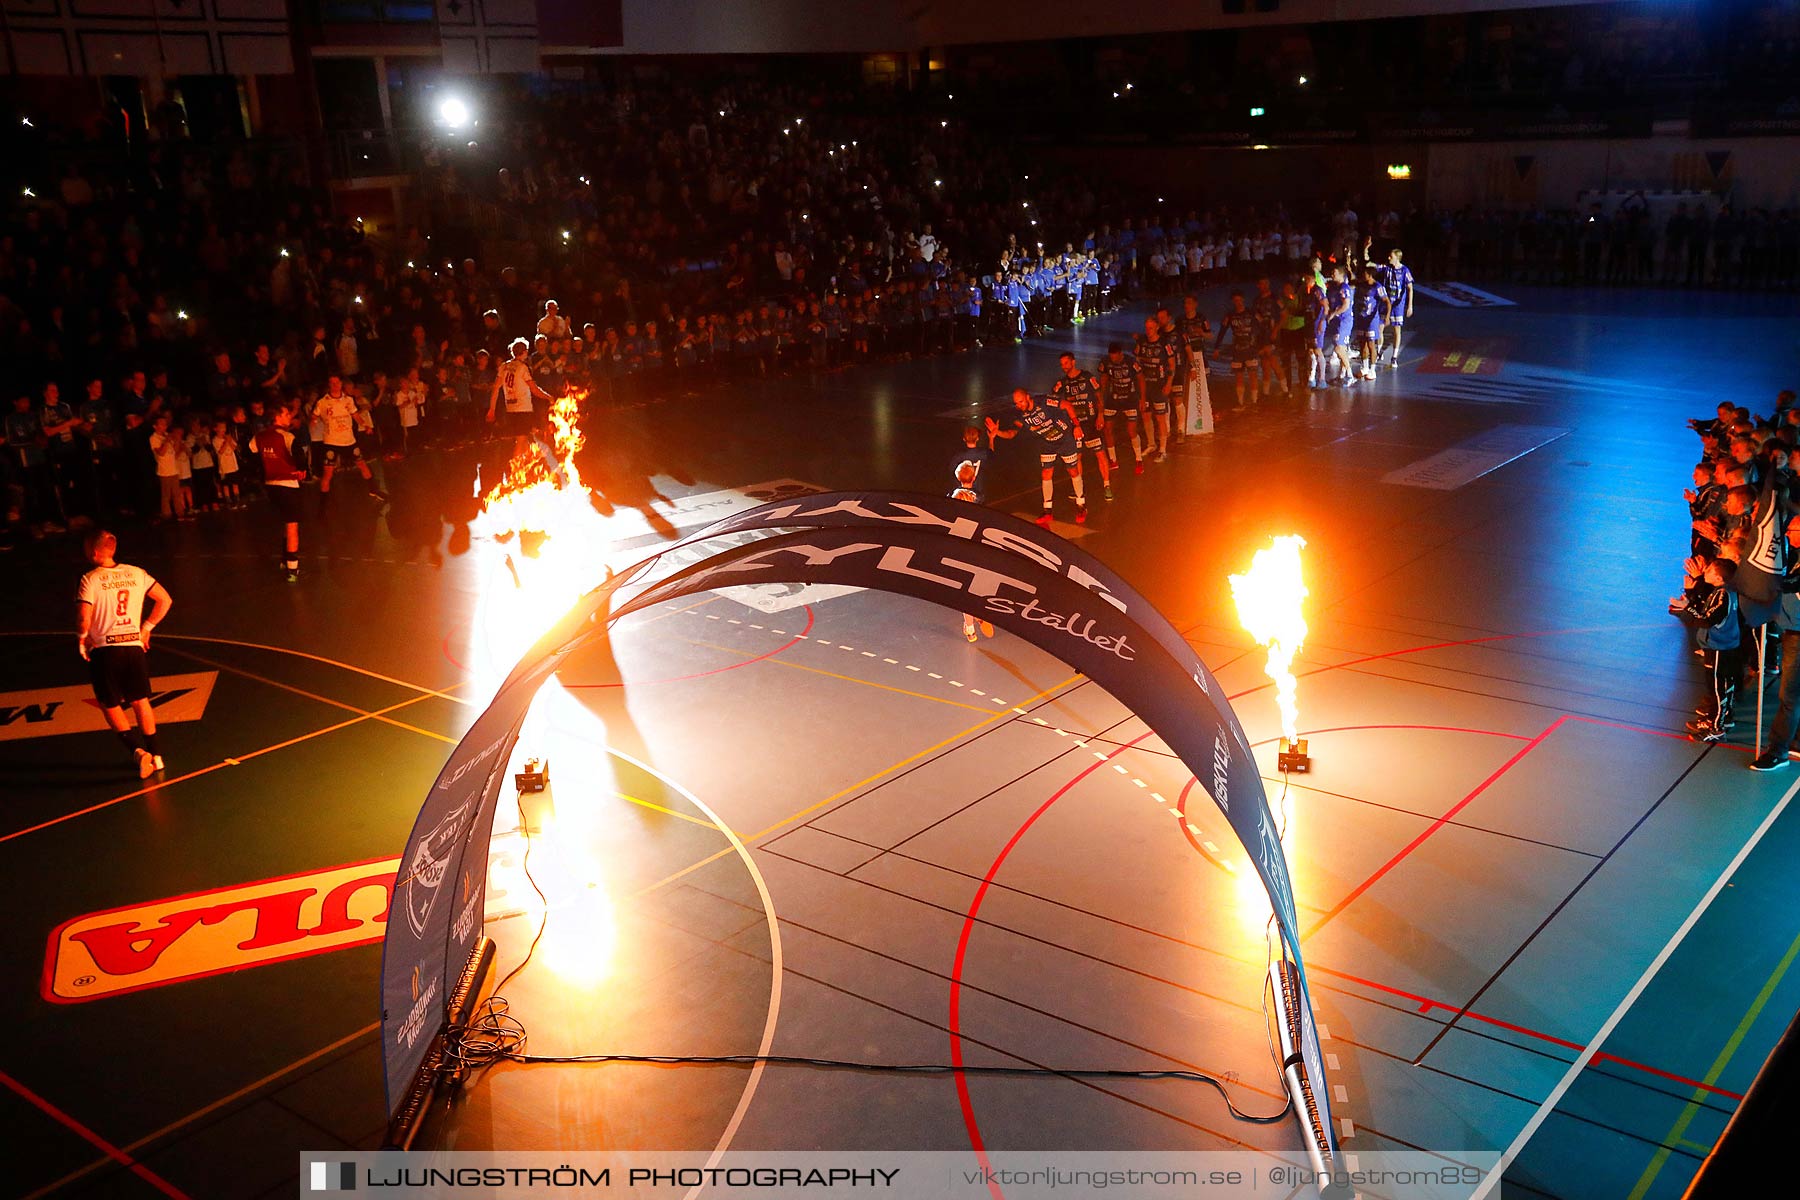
[160,645,459,745]
[679,636,996,713]
[631,594,723,626]
[0,688,457,844]
[22,1022,383,1200]
[615,791,724,831]
[629,671,1083,899]
[0,630,473,706]
[1625,923,1800,1200]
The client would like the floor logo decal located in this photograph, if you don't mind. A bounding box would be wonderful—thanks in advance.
[0,672,218,742]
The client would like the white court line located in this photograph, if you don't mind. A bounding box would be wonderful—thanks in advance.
[1470,772,1800,1200]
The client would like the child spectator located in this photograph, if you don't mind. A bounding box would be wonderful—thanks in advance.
[188,416,218,511]
[396,367,424,456]
[948,460,995,644]
[173,422,194,519]
[149,413,186,520]
[212,419,241,507]
[1686,558,1741,742]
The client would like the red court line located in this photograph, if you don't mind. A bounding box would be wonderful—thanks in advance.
[0,1068,190,1199]
[1302,715,1568,939]
[561,606,814,688]
[1310,965,1744,1102]
[1224,623,1665,703]
[1178,720,1749,1103]
[949,728,1159,1199]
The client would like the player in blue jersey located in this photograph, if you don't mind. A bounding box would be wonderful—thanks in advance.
[1305,277,1329,388]
[1354,266,1392,380]
[1051,351,1113,500]
[1380,248,1415,368]
[987,387,1089,526]
[1324,264,1358,387]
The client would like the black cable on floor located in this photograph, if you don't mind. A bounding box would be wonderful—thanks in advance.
[444,994,1291,1125]
[461,763,1306,1131]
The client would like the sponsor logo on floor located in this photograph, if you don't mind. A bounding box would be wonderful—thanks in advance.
[0,672,217,742]
[1382,423,1570,490]
[1418,337,1513,375]
[1414,282,1517,308]
[45,840,538,1002]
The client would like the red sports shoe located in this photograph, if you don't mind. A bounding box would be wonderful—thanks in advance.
[1074,506,1088,524]
[1035,512,1054,528]
[1134,462,1145,475]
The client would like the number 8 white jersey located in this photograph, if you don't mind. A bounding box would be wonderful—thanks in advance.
[79,564,155,649]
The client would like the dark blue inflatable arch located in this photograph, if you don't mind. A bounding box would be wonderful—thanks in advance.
[379,492,1339,1168]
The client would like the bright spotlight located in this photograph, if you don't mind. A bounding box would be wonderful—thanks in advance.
[438,96,471,129]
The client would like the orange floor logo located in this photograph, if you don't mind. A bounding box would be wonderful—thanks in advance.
[44,857,401,1003]
[44,838,535,1003]
[1,672,218,742]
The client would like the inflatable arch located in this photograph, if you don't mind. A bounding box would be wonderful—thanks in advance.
[379,492,1339,1173]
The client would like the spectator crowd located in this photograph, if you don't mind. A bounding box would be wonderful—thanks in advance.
[1675,389,1800,769]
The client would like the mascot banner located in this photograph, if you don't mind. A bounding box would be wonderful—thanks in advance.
[380,492,1336,1162]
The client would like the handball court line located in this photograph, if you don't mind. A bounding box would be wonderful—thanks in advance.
[21,1022,382,1200]
[1,1067,189,1200]
[1471,770,1800,1200]
[0,685,458,845]
[628,670,1085,899]
[677,635,999,713]
[0,631,474,707]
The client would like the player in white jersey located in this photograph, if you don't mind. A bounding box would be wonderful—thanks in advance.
[488,337,556,449]
[312,375,387,502]
[76,531,174,778]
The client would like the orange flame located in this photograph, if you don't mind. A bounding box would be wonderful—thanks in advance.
[479,388,591,537]
[1229,535,1309,743]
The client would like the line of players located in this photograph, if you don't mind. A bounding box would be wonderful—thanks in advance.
[976,250,1417,530]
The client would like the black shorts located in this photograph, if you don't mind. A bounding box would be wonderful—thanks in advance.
[1230,347,1258,368]
[89,646,152,709]
[322,442,363,467]
[267,484,303,522]
[502,408,535,437]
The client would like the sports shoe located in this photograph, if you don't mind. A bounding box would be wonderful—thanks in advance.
[1688,722,1730,743]
[1074,505,1088,524]
[152,755,165,773]
[1750,748,1794,772]
[1036,512,1054,528]
[135,748,155,779]
[1687,711,1734,733]
[980,621,994,638]
[369,486,390,501]
[1102,485,1114,500]
[1153,451,1167,463]
[1133,462,1145,475]
[286,568,300,584]
[964,624,978,643]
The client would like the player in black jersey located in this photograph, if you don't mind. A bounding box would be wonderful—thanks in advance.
[986,388,1089,526]
[1097,343,1145,475]
[1252,278,1288,399]
[1133,318,1178,463]
[1174,296,1212,440]
[1214,291,1263,409]
[1051,352,1113,500]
